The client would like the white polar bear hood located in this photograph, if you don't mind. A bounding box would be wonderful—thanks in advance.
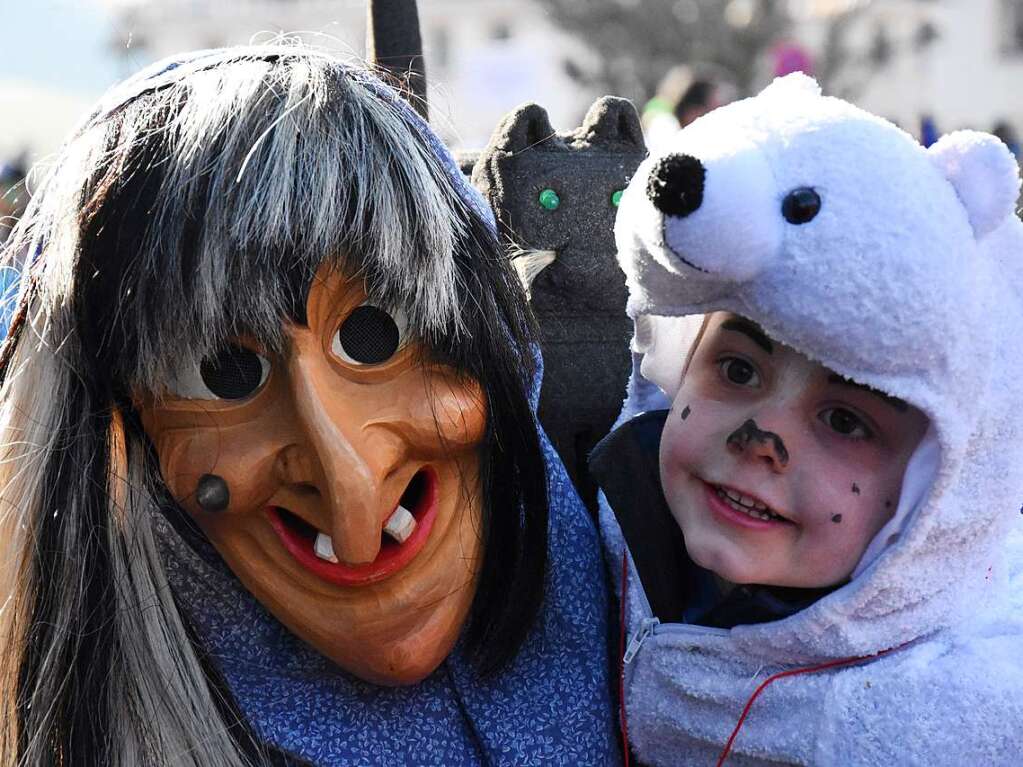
[606,73,1023,765]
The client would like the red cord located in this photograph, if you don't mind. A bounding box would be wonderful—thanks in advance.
[715,645,901,767]
[619,551,630,767]
[615,540,904,766]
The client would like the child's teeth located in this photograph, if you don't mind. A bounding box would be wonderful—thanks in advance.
[384,505,417,544]
[314,532,339,563]
[716,485,779,521]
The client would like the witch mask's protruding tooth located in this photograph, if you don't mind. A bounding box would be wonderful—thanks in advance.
[314,532,339,563]
[384,505,417,544]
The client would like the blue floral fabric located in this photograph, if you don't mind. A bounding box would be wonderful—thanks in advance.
[158,426,618,766]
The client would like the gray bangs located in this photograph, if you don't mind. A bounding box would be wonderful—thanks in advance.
[25,51,469,393]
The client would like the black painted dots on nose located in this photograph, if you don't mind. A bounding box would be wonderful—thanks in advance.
[647,153,706,217]
[726,419,790,467]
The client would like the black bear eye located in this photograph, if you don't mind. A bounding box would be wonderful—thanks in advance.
[332,303,408,365]
[167,345,271,401]
[782,187,821,224]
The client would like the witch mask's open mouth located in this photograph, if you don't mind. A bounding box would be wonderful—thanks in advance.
[267,469,439,587]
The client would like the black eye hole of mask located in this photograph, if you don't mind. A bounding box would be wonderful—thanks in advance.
[199,345,269,399]
[333,304,407,365]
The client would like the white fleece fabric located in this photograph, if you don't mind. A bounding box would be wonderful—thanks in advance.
[605,73,1023,765]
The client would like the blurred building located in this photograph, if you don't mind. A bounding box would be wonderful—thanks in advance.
[794,0,1023,137]
[101,0,599,149]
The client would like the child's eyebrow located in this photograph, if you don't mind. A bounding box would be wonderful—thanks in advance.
[826,374,909,412]
[721,317,773,353]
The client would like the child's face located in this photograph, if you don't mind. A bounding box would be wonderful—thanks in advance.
[659,312,929,588]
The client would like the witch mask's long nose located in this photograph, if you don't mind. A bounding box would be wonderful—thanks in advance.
[280,349,405,566]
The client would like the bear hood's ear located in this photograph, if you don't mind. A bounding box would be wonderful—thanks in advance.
[758,71,822,101]
[488,103,556,154]
[927,131,1021,239]
[579,96,644,149]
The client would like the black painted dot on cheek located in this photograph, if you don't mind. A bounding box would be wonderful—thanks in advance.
[831,513,843,524]
[680,405,691,421]
[885,499,893,509]
[851,482,860,495]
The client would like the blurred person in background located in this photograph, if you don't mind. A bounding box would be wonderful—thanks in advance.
[0,158,28,338]
[993,120,1020,158]
[641,64,737,153]
[0,158,28,245]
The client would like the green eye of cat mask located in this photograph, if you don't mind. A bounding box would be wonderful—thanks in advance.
[538,188,560,210]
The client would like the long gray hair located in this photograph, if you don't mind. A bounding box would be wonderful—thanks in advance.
[0,45,548,766]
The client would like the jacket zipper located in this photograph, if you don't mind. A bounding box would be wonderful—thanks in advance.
[623,617,659,664]
[621,561,729,665]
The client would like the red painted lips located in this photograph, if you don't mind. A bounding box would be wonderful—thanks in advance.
[267,469,439,587]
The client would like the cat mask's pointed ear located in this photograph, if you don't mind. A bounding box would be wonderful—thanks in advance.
[580,96,644,149]
[489,103,556,154]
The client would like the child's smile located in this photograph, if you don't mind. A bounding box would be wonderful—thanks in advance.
[705,480,796,527]
[659,312,929,588]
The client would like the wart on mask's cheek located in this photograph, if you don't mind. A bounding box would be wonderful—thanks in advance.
[196,473,230,512]
[680,405,691,421]
[149,418,284,521]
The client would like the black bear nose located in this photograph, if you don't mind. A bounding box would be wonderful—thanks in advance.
[646,153,706,217]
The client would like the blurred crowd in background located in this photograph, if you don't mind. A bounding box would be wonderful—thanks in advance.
[3,0,1023,279]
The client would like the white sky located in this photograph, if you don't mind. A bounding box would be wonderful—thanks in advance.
[0,0,143,159]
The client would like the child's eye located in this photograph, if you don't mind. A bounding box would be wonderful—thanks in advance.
[819,407,873,439]
[332,302,408,366]
[718,356,760,387]
[168,345,271,400]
